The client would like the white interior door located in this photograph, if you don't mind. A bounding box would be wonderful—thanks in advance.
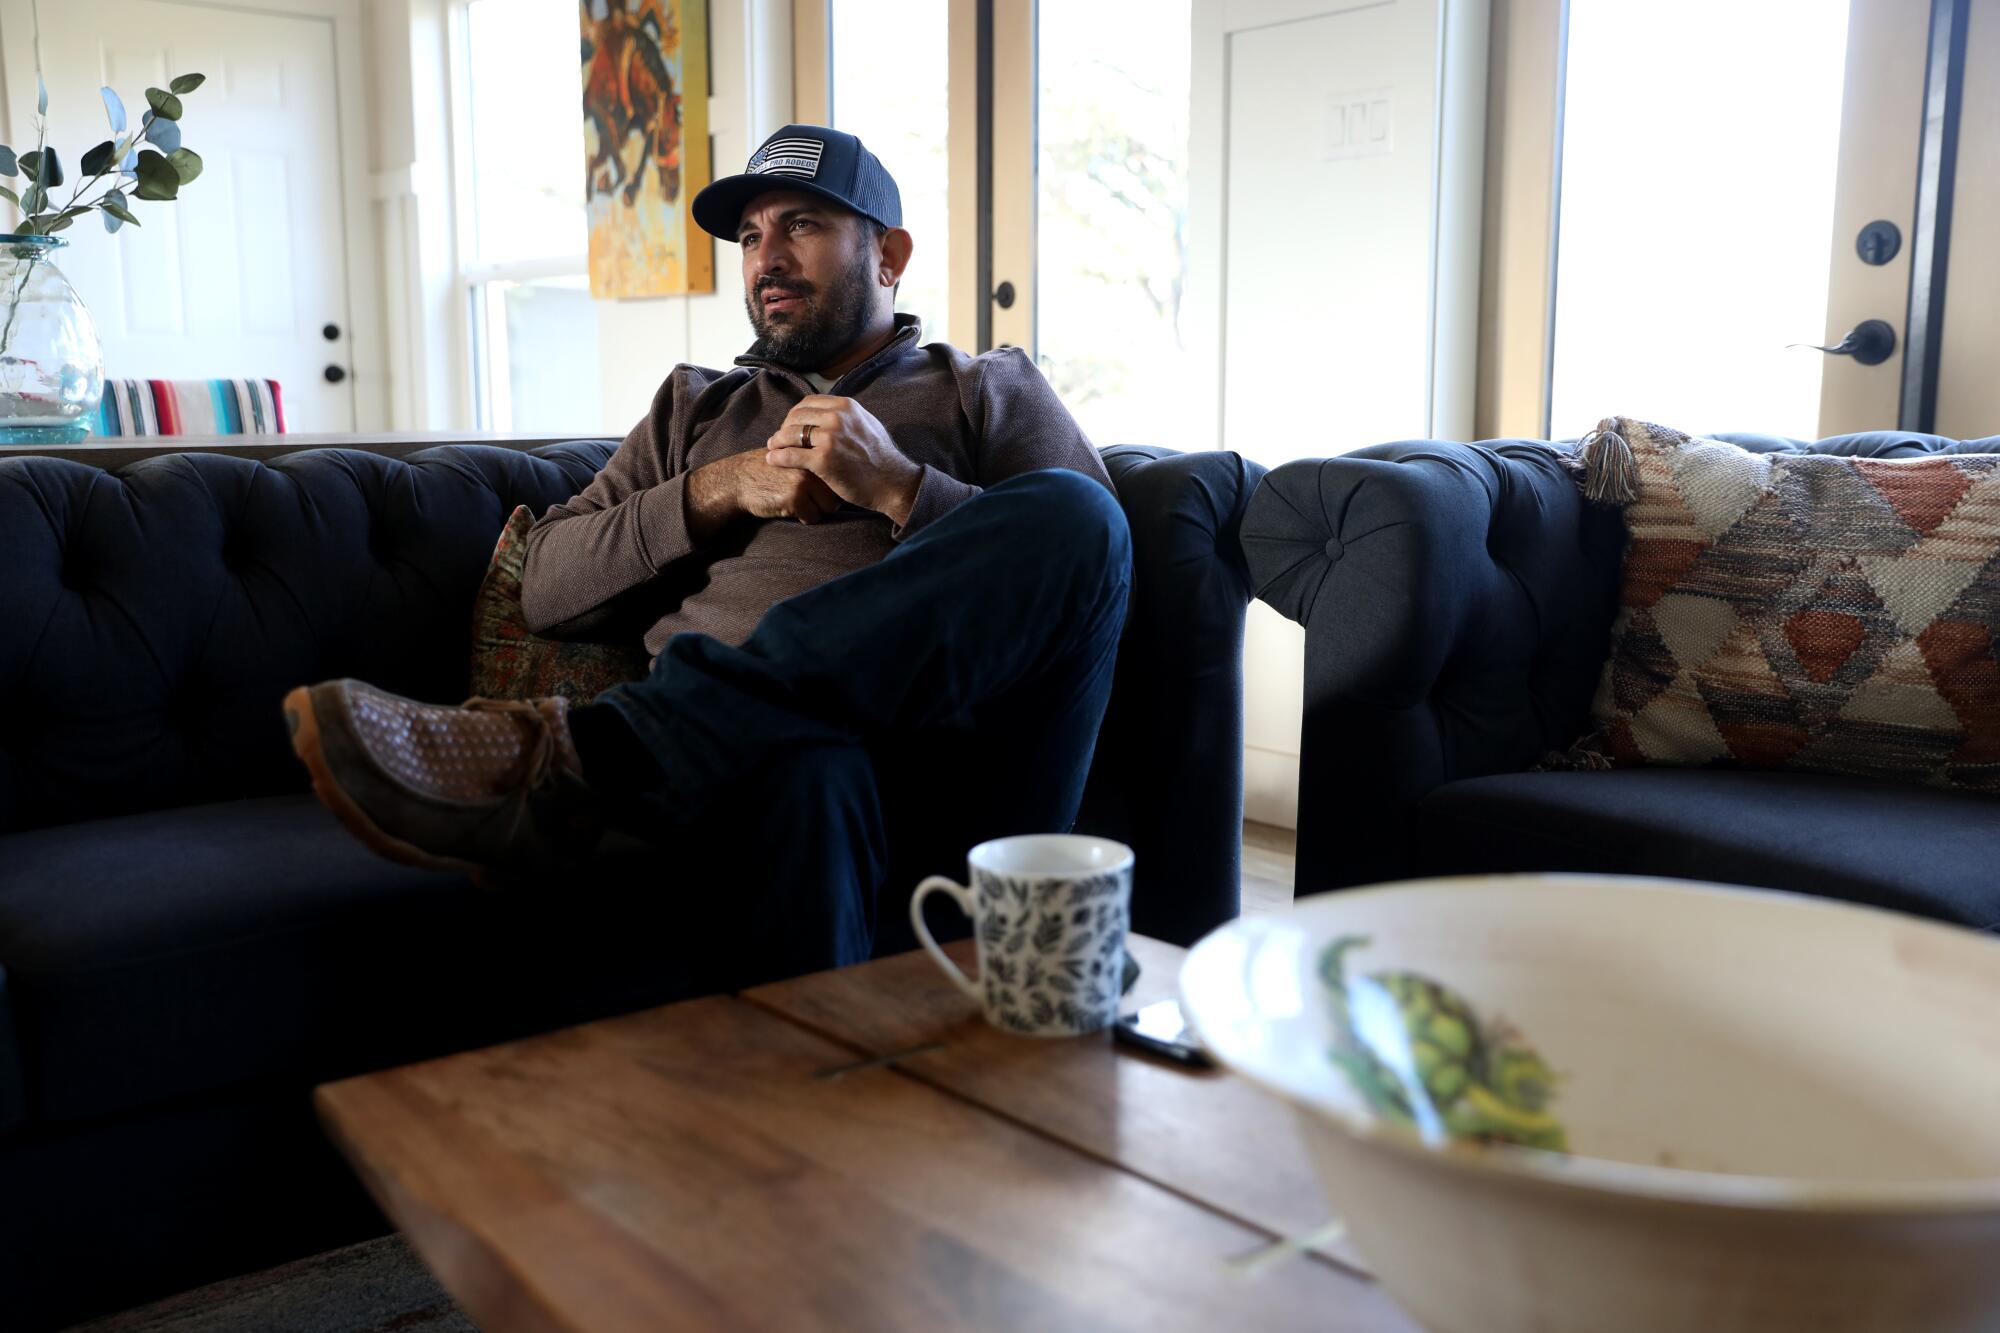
[1,0,356,430]
[1192,0,1487,829]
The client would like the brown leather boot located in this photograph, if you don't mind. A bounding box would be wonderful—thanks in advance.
[282,679,601,880]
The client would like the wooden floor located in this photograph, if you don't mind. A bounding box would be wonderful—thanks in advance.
[1240,820,1296,916]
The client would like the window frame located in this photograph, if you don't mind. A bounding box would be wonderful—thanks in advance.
[445,0,594,431]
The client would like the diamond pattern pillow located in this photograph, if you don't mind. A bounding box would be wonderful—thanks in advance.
[1564,417,2000,792]
[468,505,651,705]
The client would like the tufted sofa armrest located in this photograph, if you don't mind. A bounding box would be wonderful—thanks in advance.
[1080,445,1267,944]
[1241,441,1624,893]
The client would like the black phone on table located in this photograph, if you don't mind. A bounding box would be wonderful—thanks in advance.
[1113,999,1215,1068]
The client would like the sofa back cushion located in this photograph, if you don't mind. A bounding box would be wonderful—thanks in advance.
[1565,418,2000,792]
[0,443,612,834]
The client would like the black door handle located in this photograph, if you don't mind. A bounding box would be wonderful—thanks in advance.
[324,365,348,384]
[1791,319,1896,367]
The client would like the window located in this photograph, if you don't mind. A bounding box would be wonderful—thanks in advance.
[818,2,1195,446]
[830,0,952,344]
[1549,0,1851,439]
[1035,1,1193,449]
[456,0,603,431]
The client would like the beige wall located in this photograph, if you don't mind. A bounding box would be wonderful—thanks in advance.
[1472,0,1561,441]
[1817,0,1925,436]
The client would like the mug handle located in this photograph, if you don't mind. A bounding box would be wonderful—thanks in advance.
[910,876,981,1002]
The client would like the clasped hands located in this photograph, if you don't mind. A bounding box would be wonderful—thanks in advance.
[686,395,922,536]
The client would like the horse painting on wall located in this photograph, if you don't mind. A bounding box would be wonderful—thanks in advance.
[581,0,713,298]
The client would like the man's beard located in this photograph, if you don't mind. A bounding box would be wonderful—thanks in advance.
[744,241,878,372]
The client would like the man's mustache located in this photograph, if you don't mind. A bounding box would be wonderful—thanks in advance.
[756,278,814,299]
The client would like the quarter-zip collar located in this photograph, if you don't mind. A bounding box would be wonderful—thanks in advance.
[735,313,923,396]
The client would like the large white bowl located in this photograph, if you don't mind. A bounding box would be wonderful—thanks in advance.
[1179,875,2000,1333]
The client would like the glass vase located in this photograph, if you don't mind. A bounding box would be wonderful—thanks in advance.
[0,235,103,444]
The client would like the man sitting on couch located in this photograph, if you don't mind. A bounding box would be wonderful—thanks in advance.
[283,125,1128,980]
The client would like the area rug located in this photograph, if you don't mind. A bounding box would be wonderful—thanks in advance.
[65,1236,477,1333]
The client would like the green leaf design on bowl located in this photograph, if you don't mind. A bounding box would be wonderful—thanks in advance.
[1320,936,1568,1153]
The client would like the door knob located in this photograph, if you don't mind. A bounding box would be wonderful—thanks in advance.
[324,365,348,384]
[1792,319,1896,367]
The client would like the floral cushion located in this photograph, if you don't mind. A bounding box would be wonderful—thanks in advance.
[1561,417,2000,793]
[468,506,651,704]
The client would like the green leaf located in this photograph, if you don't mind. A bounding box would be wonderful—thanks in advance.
[166,147,203,184]
[101,193,141,226]
[133,149,179,201]
[0,146,14,177]
[144,88,184,121]
[0,184,17,208]
[21,148,62,188]
[169,73,206,95]
[102,86,128,133]
[20,181,45,214]
[144,117,182,154]
[81,140,117,176]
[103,208,122,234]
[45,212,73,233]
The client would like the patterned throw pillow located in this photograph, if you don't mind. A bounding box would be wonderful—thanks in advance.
[1562,417,2000,793]
[468,506,651,705]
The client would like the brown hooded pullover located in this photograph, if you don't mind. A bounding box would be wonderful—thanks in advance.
[519,315,1112,656]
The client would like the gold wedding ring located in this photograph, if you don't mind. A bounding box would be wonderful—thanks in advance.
[800,422,815,448]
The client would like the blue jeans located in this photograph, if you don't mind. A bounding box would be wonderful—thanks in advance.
[588,469,1132,984]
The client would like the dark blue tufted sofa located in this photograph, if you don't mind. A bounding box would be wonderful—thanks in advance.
[0,438,1264,1329]
[1243,429,2000,929]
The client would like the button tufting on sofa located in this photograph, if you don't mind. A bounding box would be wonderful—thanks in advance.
[0,437,1271,1331]
[1245,426,2000,904]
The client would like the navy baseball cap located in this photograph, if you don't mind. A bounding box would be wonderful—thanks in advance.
[692,124,903,239]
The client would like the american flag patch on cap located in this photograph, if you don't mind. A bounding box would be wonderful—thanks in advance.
[748,137,825,180]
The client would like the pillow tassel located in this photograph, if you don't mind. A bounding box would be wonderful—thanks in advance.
[1578,419,1638,506]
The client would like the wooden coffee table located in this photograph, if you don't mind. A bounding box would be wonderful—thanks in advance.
[315,935,1417,1332]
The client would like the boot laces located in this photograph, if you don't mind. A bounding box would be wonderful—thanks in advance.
[464,697,563,791]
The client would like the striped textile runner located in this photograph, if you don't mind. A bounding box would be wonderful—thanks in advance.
[90,379,288,437]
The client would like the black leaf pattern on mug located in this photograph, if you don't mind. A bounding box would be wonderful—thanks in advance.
[968,860,1131,1035]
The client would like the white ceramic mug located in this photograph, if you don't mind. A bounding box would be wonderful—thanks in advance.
[910,834,1135,1037]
